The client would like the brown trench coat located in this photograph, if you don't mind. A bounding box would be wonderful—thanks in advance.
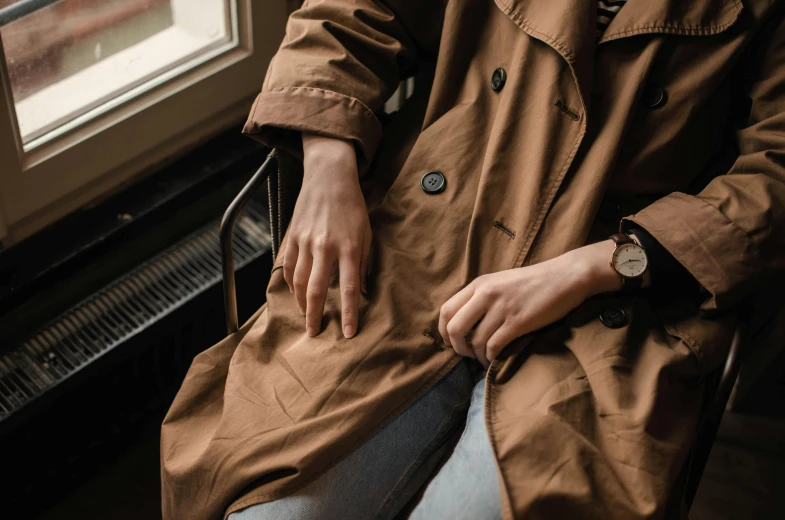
[161,0,785,518]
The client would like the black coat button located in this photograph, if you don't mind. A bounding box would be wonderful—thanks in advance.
[599,306,627,329]
[491,68,507,92]
[421,171,446,194]
[642,84,666,108]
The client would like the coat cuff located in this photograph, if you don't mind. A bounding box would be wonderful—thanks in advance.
[242,86,383,176]
[622,192,759,311]
[626,225,698,292]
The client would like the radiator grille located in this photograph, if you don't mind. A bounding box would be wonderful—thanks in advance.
[0,201,270,421]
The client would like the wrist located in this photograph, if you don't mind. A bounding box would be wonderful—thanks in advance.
[302,133,357,183]
[567,240,623,298]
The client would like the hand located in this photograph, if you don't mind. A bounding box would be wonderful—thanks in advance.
[438,240,621,367]
[283,133,372,338]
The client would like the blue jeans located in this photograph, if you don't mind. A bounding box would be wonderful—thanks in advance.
[228,359,503,520]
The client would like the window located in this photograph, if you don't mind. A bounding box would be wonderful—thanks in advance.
[4,0,233,145]
[0,0,288,244]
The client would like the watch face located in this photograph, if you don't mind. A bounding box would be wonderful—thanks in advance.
[612,243,648,278]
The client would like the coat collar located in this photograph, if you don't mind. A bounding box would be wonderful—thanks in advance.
[493,0,743,112]
[495,0,743,52]
[599,0,743,43]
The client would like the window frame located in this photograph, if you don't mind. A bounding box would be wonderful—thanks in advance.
[0,0,287,244]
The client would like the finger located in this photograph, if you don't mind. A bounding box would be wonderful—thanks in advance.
[305,254,333,336]
[438,283,475,347]
[292,246,313,315]
[470,313,504,369]
[445,296,487,358]
[282,236,299,294]
[339,250,361,338]
[472,336,489,369]
[485,323,521,362]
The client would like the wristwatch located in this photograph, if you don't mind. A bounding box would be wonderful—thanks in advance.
[609,232,648,292]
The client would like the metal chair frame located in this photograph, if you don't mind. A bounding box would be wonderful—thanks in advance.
[219,150,746,511]
[220,150,279,334]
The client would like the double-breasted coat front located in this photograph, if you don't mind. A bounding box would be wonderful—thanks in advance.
[161,0,785,518]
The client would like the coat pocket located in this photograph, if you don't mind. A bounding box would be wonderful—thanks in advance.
[651,296,738,376]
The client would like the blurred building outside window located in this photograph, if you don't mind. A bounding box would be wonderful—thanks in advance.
[0,0,233,145]
[0,0,287,246]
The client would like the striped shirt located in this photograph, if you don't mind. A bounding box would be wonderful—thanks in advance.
[597,0,627,40]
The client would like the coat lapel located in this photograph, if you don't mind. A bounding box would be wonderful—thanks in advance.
[498,0,743,47]
[493,0,597,110]
[493,0,744,106]
[599,0,743,43]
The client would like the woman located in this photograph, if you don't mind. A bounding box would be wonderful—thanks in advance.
[161,0,785,518]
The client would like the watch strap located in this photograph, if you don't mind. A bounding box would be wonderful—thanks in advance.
[620,272,643,292]
[610,233,634,247]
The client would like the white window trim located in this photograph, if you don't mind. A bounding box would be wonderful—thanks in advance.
[19,1,235,145]
[0,0,288,245]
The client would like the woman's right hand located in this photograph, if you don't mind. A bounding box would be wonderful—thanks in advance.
[283,133,372,338]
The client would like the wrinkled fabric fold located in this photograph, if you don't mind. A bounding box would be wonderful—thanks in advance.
[162,1,785,519]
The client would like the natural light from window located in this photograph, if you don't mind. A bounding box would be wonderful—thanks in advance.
[0,0,235,146]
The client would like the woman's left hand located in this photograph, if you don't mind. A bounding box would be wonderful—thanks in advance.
[438,240,623,367]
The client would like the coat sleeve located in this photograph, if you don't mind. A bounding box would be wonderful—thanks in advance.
[622,10,785,312]
[242,0,445,174]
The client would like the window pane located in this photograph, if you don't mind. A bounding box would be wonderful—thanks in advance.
[0,0,233,144]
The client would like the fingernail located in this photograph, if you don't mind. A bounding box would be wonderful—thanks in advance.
[344,326,355,338]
